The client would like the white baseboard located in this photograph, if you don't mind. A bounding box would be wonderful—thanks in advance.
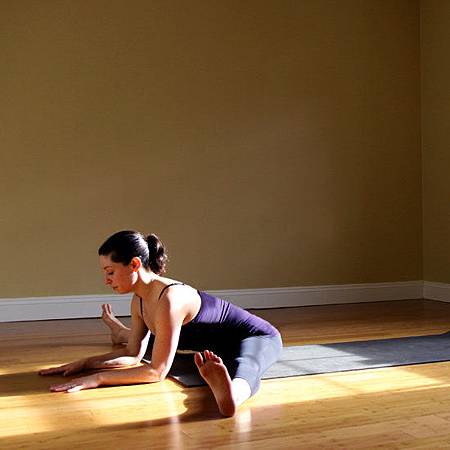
[0,294,133,323]
[216,281,423,309]
[423,281,450,303]
[0,280,424,323]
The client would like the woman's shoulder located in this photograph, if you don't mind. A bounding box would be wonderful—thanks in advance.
[157,282,198,302]
[155,283,200,318]
[155,277,194,297]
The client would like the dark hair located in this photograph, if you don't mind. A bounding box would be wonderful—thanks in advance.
[98,230,168,275]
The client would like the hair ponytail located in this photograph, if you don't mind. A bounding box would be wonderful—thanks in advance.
[146,233,168,275]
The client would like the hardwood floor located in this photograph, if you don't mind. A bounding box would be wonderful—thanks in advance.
[1,299,450,449]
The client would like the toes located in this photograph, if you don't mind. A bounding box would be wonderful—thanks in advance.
[203,350,222,364]
[101,304,114,318]
[194,352,204,368]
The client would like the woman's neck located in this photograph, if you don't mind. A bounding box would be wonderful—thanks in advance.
[133,270,159,299]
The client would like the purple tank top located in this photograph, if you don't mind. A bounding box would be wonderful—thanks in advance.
[176,291,279,350]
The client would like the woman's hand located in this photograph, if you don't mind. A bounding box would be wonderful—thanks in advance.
[49,374,101,393]
[39,359,86,377]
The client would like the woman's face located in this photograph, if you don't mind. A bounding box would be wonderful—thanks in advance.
[99,254,137,294]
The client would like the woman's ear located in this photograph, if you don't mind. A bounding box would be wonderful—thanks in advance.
[130,257,142,272]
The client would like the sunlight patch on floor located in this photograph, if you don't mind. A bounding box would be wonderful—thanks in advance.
[2,364,450,439]
[250,364,450,406]
[0,384,188,438]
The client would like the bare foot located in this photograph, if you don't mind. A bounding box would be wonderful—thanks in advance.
[194,350,236,417]
[101,304,130,345]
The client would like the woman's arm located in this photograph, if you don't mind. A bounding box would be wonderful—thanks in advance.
[50,290,187,392]
[98,292,185,385]
[84,298,151,369]
[41,296,149,378]
[49,360,163,392]
[83,334,149,369]
[39,346,133,376]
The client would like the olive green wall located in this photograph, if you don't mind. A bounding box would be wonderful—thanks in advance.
[421,0,450,283]
[0,1,422,298]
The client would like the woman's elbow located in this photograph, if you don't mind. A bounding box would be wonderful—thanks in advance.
[146,366,167,383]
[126,344,142,359]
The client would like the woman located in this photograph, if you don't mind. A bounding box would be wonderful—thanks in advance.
[40,231,282,416]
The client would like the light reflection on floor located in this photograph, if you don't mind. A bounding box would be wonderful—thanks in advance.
[2,363,450,438]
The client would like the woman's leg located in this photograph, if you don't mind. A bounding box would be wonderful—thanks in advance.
[101,304,131,345]
[194,334,282,417]
[232,334,283,396]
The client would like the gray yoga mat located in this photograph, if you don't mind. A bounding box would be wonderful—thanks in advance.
[168,331,450,387]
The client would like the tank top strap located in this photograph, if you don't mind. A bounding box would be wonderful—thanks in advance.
[138,284,185,315]
[158,282,185,300]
